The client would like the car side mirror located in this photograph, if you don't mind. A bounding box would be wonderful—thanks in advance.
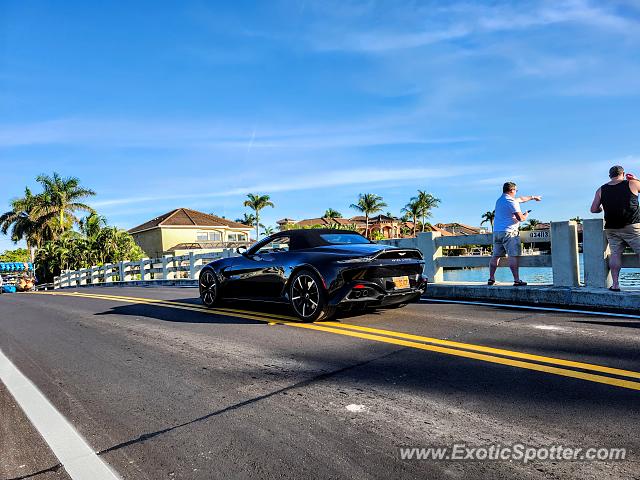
[236,246,248,255]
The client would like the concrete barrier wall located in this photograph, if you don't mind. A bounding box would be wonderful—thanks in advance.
[381,218,639,289]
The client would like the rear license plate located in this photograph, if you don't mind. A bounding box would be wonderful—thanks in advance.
[392,276,410,289]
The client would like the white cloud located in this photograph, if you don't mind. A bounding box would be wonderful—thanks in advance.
[309,0,639,53]
[92,165,488,209]
[0,117,478,150]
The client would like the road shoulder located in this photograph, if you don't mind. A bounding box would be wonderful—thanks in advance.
[0,382,70,479]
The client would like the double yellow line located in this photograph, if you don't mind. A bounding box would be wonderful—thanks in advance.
[31,290,640,391]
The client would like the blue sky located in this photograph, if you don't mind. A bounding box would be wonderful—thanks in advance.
[1,0,640,250]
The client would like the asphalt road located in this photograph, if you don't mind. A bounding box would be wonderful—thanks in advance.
[1,287,639,480]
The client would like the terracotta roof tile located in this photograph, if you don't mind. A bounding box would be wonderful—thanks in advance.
[128,208,249,233]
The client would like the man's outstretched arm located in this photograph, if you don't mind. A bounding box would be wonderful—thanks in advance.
[590,189,602,213]
[516,195,542,203]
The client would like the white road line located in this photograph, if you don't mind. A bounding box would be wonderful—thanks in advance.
[421,298,640,320]
[0,348,121,480]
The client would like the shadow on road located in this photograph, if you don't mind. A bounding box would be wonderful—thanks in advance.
[94,297,383,324]
[94,303,266,325]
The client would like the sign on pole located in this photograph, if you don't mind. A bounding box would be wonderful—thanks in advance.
[520,230,550,243]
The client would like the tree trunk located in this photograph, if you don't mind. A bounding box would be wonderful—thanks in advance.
[413,215,417,237]
[255,211,260,241]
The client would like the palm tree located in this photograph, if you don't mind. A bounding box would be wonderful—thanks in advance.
[401,199,422,237]
[480,211,495,232]
[243,193,274,240]
[79,213,107,240]
[415,191,441,232]
[350,193,387,239]
[323,208,342,219]
[235,212,257,227]
[521,218,541,231]
[0,188,51,261]
[34,241,59,282]
[570,216,582,224]
[261,225,275,236]
[34,172,96,236]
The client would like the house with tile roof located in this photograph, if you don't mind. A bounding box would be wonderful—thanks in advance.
[277,215,424,239]
[435,222,488,235]
[128,208,253,258]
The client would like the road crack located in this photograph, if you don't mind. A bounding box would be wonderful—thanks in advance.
[96,347,406,456]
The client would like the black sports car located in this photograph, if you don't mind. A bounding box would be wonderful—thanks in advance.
[199,229,427,321]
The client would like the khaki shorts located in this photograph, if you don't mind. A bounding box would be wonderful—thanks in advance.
[605,224,640,255]
[493,231,521,257]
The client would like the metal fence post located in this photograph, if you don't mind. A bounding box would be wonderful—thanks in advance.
[551,221,580,287]
[417,231,443,283]
[583,218,612,288]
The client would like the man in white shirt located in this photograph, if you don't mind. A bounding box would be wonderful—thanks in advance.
[488,182,541,286]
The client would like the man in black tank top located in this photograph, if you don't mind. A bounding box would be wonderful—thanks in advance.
[590,165,640,291]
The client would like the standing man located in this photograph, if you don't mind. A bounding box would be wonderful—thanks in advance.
[590,165,640,292]
[488,182,542,286]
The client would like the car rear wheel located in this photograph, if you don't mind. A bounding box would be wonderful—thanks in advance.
[199,269,219,308]
[289,270,335,322]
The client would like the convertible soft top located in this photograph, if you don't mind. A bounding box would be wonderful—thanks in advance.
[272,229,370,250]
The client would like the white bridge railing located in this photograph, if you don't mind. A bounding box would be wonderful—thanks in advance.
[53,219,634,290]
[53,249,236,289]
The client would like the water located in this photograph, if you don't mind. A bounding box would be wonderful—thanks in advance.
[443,254,640,287]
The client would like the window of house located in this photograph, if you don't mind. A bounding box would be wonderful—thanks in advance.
[228,232,246,241]
[197,231,222,242]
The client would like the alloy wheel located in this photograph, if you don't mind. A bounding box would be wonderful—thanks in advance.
[291,274,320,319]
[199,270,217,307]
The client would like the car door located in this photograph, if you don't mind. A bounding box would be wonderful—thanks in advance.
[222,236,290,299]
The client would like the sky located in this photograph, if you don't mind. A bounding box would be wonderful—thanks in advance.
[1,0,640,251]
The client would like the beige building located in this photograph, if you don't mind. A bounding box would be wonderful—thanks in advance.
[128,208,253,258]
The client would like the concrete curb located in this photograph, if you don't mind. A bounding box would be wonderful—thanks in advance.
[424,283,640,312]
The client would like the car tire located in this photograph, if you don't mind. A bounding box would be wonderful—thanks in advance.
[199,268,219,308]
[289,269,335,322]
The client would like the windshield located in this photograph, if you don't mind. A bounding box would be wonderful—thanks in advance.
[319,233,371,245]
